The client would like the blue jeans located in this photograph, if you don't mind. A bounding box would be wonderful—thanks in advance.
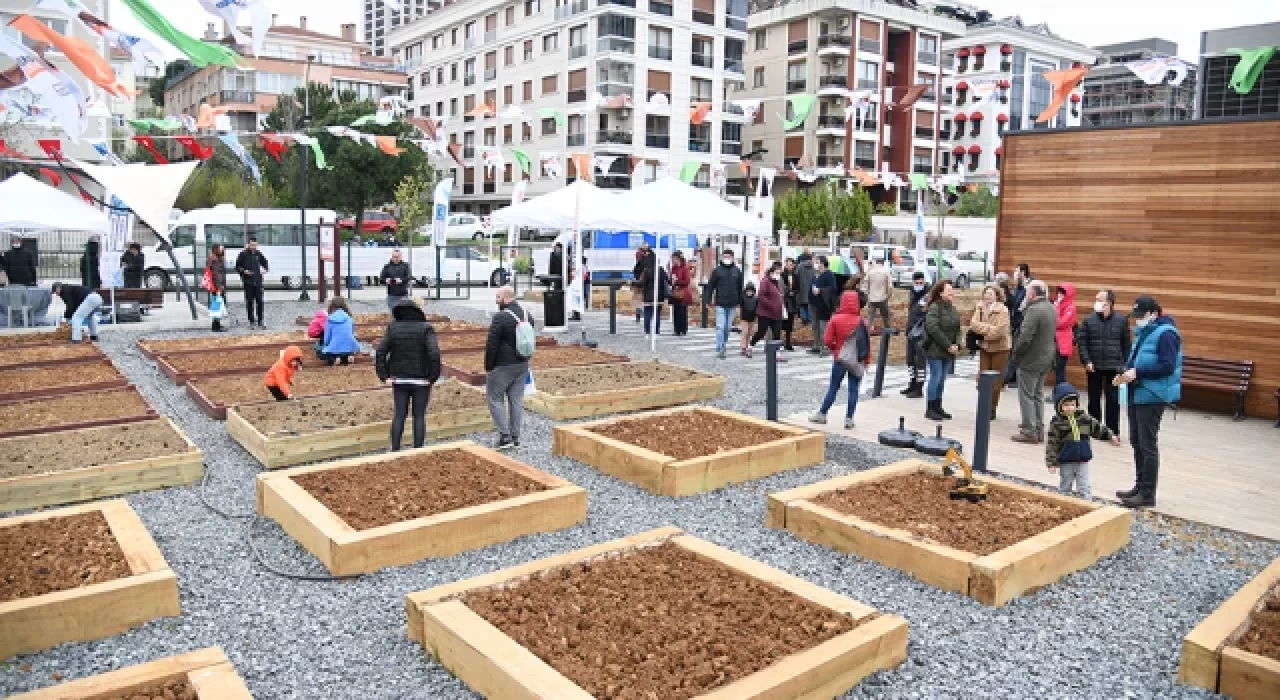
[926,358,950,401]
[70,292,103,341]
[643,303,662,335]
[715,306,736,353]
[819,361,861,419]
[798,304,811,324]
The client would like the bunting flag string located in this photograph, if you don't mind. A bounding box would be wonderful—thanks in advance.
[376,135,405,156]
[1124,57,1189,86]
[568,153,591,181]
[509,147,532,176]
[1035,65,1089,122]
[37,138,93,202]
[781,95,816,131]
[678,161,702,184]
[89,141,124,166]
[290,134,330,169]
[131,135,167,163]
[536,107,567,129]
[0,34,86,142]
[68,5,165,74]
[592,154,618,175]
[118,0,246,68]
[539,151,561,178]
[175,136,214,160]
[689,102,713,125]
[1225,46,1276,95]
[197,0,270,58]
[10,14,134,97]
[218,133,260,184]
[259,133,290,162]
[39,166,62,187]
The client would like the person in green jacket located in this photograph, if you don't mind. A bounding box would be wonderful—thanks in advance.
[923,279,961,421]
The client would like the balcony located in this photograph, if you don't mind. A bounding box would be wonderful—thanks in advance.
[914,127,935,140]
[692,9,714,25]
[724,59,745,74]
[596,84,634,97]
[788,39,808,55]
[816,34,851,56]
[649,0,672,15]
[597,37,634,54]
[568,88,587,103]
[854,157,876,169]
[815,155,842,169]
[856,120,878,133]
[691,53,714,69]
[569,44,587,59]
[817,114,844,135]
[567,133,586,147]
[484,181,497,194]
[596,174,631,190]
[688,138,711,153]
[856,78,879,91]
[218,90,256,105]
[721,141,742,156]
[646,133,670,148]
[817,75,847,95]
[484,68,496,82]
[648,46,671,60]
[597,130,632,145]
[917,51,937,67]
[723,102,745,116]
[786,79,807,93]
[858,38,880,54]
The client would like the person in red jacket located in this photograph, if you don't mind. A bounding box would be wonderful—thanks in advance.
[748,261,788,361]
[669,250,693,336]
[809,291,871,429]
[1052,282,1078,391]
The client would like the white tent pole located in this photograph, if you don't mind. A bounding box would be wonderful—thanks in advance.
[651,233,661,353]
[573,185,583,340]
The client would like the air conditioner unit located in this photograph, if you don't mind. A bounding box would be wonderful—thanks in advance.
[836,18,850,29]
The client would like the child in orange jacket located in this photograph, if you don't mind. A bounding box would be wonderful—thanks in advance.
[264,346,304,400]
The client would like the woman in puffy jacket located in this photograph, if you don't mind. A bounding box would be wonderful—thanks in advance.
[204,244,227,332]
[318,296,361,365]
[669,251,693,336]
[809,291,870,430]
[970,285,1012,420]
[749,261,787,361]
[1053,283,1078,388]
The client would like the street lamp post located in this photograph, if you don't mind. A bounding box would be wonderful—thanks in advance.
[297,55,315,301]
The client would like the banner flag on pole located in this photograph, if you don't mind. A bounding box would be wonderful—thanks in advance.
[430,177,453,248]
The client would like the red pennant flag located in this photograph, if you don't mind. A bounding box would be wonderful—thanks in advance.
[37,139,63,159]
[38,167,62,187]
[738,159,750,177]
[0,140,26,159]
[36,139,93,203]
[446,141,464,166]
[175,136,214,160]
[133,135,168,163]
[628,156,643,174]
[569,153,591,182]
[259,134,290,162]
[690,102,713,125]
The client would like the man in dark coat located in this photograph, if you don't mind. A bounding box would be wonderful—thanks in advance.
[901,270,931,398]
[2,236,38,286]
[484,286,535,450]
[793,253,815,325]
[704,248,743,359]
[119,243,144,289]
[1078,288,1131,435]
[80,238,101,289]
[380,249,412,310]
[234,237,270,328]
[807,256,838,356]
[1011,280,1058,443]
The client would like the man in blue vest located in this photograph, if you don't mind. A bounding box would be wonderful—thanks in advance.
[1114,295,1182,508]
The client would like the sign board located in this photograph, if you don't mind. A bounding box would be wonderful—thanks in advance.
[319,222,335,261]
[431,178,454,248]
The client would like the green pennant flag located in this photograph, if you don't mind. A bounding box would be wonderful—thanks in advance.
[351,114,377,127]
[781,95,816,131]
[909,173,929,190]
[118,0,244,68]
[510,148,531,175]
[679,161,702,184]
[153,116,183,131]
[947,184,958,195]
[1225,46,1277,94]
[128,118,152,132]
[537,107,566,128]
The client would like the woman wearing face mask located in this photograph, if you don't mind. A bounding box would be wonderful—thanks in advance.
[739,282,758,357]
[923,279,961,421]
[749,261,788,361]
[969,285,1012,420]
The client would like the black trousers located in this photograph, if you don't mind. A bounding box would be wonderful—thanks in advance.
[243,284,265,324]
[267,385,289,401]
[781,314,794,347]
[750,318,782,345]
[1128,403,1165,497]
[672,303,688,335]
[1086,369,1121,434]
[391,383,431,451]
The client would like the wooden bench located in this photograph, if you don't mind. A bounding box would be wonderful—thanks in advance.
[1182,355,1253,421]
[95,288,165,307]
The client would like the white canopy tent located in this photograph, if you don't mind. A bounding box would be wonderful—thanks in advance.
[0,173,110,234]
[72,159,200,245]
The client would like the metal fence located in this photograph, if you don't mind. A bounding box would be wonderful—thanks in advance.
[9,222,161,282]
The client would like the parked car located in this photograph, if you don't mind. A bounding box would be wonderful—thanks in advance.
[445,213,489,241]
[947,251,991,285]
[337,210,399,235]
[891,253,972,289]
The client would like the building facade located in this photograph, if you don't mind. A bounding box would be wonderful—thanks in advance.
[387,0,749,215]
[740,0,964,210]
[364,0,442,57]
[1197,21,1280,120]
[939,15,1097,186]
[1081,39,1196,127]
[164,18,408,133]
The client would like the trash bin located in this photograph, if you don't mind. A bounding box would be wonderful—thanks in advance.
[543,289,565,327]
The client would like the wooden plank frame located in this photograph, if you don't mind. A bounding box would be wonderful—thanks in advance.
[405,526,908,699]
[766,459,1132,607]
[12,647,251,699]
[0,359,128,402]
[1179,556,1280,697]
[255,441,587,575]
[155,348,370,385]
[0,416,205,513]
[0,386,156,440]
[553,406,824,496]
[0,500,181,660]
[0,343,105,370]
[524,362,725,420]
[442,348,629,386]
[227,385,493,469]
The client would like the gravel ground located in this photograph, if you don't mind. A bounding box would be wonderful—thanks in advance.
[1,298,1276,699]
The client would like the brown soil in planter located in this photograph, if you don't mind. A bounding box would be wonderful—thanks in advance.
[236,382,486,436]
[190,365,382,407]
[0,326,71,348]
[0,511,131,602]
[447,346,624,374]
[98,678,196,700]
[0,420,192,479]
[0,363,122,394]
[811,472,1091,556]
[142,327,386,355]
[436,332,491,351]
[0,343,101,368]
[430,321,488,334]
[1233,588,1280,662]
[162,345,355,373]
[536,361,709,397]
[292,448,546,530]
[587,410,791,461]
[0,389,151,433]
[464,541,858,699]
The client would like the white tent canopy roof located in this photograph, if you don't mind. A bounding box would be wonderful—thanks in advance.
[72,159,200,244]
[608,178,768,237]
[0,173,111,234]
[489,179,619,230]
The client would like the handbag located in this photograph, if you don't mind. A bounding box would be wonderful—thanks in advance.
[200,267,214,291]
[965,328,983,354]
[208,294,225,320]
[907,315,927,347]
[838,322,868,378]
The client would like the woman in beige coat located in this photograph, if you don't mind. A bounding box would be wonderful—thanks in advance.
[970,285,1012,419]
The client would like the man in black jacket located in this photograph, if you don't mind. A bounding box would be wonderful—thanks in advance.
[79,238,101,289]
[2,237,38,286]
[51,282,103,342]
[485,286,534,450]
[901,270,931,398]
[376,299,442,451]
[234,237,270,328]
[704,249,743,359]
[380,249,412,311]
[1079,288,1131,435]
[119,244,144,289]
[807,256,838,356]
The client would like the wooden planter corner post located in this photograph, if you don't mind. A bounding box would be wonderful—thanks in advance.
[553,406,824,496]
[0,500,181,660]
[11,647,252,699]
[255,441,587,575]
[0,416,205,513]
[1180,556,1280,698]
[525,363,725,421]
[766,459,1132,607]
[405,526,908,699]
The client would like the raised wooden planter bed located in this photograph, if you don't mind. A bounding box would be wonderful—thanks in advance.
[156,344,371,384]
[256,441,586,575]
[0,326,71,348]
[137,327,388,360]
[185,364,384,420]
[292,311,450,326]
[0,359,127,402]
[12,647,251,699]
[554,406,823,496]
[0,342,104,370]
[0,386,156,439]
[766,459,1132,607]
[406,526,908,699]
[525,360,724,420]
[443,345,629,386]
[0,500,181,660]
[1180,556,1280,698]
[228,382,492,468]
[0,417,204,513]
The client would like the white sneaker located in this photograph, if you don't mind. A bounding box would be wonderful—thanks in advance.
[808,412,827,424]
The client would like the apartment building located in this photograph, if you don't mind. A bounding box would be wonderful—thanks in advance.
[740,0,964,210]
[937,13,1097,185]
[164,18,408,133]
[1082,39,1196,127]
[364,0,443,57]
[386,0,749,214]
[1197,21,1280,120]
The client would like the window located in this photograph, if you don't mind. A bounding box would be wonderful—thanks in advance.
[692,35,714,68]
[648,26,672,60]
[484,52,497,80]
[484,127,496,146]
[751,140,763,157]
[436,67,444,83]
[522,123,533,141]
[437,100,444,116]
[753,67,765,88]
[419,73,429,87]
[1010,50,1026,127]
[450,98,458,115]
[724,38,744,73]
[541,117,557,135]
[692,0,713,26]
[432,34,442,49]
[918,35,938,54]
[503,85,513,104]
[522,80,533,101]
[451,28,458,45]
[523,39,533,61]
[464,58,476,85]
[649,0,672,16]
[597,13,635,39]
[504,124,513,144]
[725,0,748,32]
[169,225,196,249]
[506,6,515,25]
[1028,59,1056,128]
[465,21,476,40]
[690,77,713,102]
[543,32,558,53]
[857,60,878,90]
[451,63,458,81]
[753,29,767,51]
[542,74,558,94]
[570,24,587,58]
[504,45,514,65]
[524,0,539,16]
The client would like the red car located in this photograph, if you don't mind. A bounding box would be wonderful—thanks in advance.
[337,210,399,234]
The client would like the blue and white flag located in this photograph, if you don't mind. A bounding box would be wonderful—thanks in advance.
[430,178,453,248]
[90,140,125,166]
[218,133,261,184]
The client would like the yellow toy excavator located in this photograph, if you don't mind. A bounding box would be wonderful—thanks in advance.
[941,447,989,503]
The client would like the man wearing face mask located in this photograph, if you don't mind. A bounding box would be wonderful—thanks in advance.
[900,271,930,398]
[704,249,743,359]
[1,236,38,287]
[1078,289,1130,435]
[1114,295,1181,508]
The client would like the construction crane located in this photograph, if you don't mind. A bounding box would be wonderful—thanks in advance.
[941,447,989,503]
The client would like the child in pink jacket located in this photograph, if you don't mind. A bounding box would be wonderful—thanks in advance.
[306,309,327,339]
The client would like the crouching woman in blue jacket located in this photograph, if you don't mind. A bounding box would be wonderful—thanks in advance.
[317,296,361,366]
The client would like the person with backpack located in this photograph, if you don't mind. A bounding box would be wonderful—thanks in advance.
[809,290,871,429]
[376,299,442,451]
[485,286,536,450]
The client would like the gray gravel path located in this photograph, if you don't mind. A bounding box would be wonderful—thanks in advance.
[1,299,1274,699]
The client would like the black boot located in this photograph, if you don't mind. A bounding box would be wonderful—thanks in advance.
[925,399,945,421]
[938,401,952,420]
[1115,486,1139,499]
[1120,492,1156,508]
[904,378,924,399]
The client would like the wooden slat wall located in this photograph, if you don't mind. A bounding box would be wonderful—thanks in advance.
[995,119,1280,419]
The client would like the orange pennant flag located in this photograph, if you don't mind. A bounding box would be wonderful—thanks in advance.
[1036,66,1089,123]
[10,15,133,96]
[738,159,750,177]
[853,168,878,187]
[376,135,405,156]
[466,103,491,118]
[690,102,713,125]
[569,153,591,182]
[197,103,230,130]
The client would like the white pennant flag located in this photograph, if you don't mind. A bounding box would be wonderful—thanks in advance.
[197,0,271,57]
[0,35,85,142]
[647,92,670,113]
[1125,57,1188,86]
[730,99,762,122]
[878,162,905,190]
[482,147,503,177]
[587,92,607,110]
[539,152,561,178]
[592,154,618,174]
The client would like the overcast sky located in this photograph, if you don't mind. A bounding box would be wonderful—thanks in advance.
[106,0,1277,62]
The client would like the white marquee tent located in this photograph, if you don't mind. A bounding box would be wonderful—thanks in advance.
[0,173,110,234]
